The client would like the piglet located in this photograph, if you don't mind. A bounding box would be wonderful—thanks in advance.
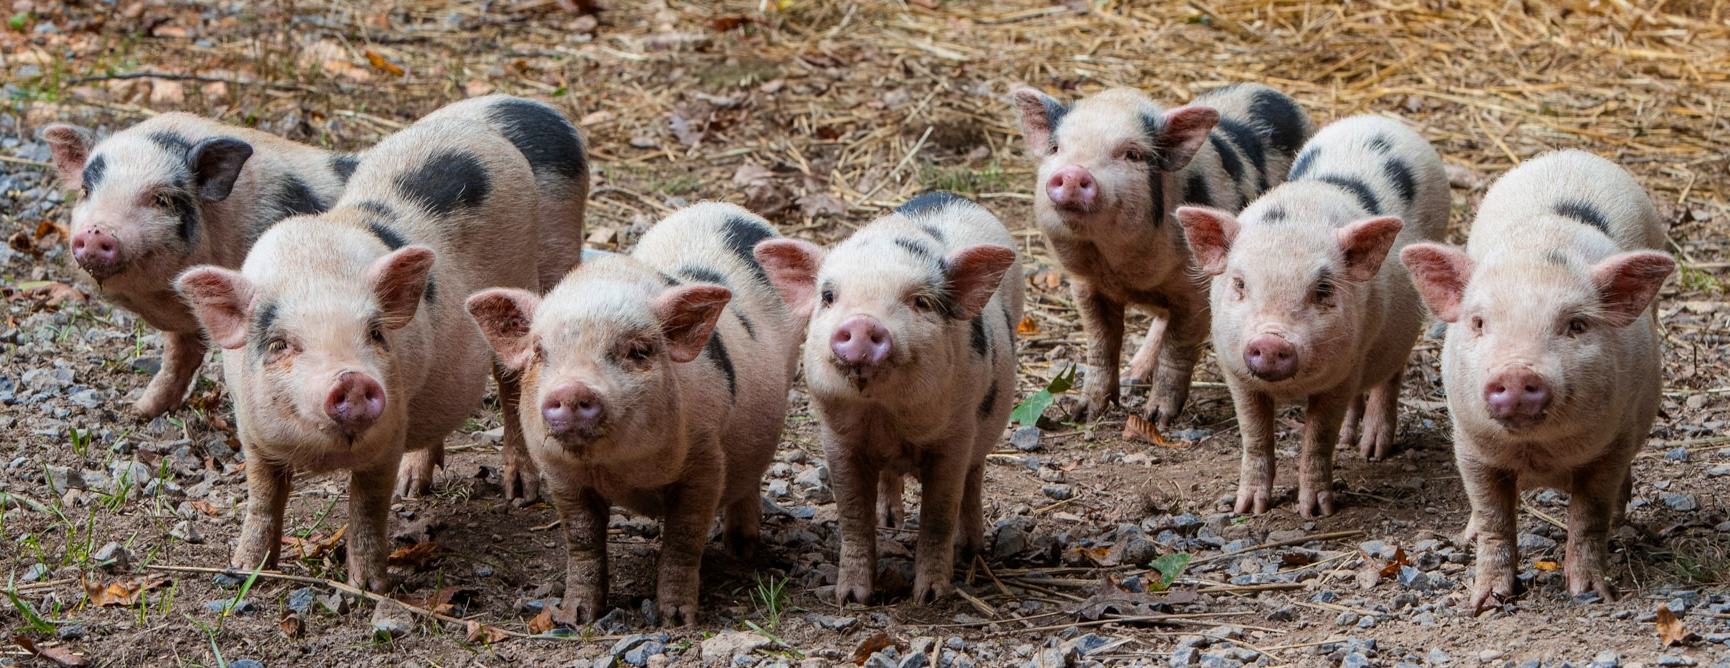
[1178,115,1449,518]
[175,116,543,633]
[467,203,801,626]
[1012,84,1314,429]
[755,192,1024,604]
[1401,150,1674,610]
[43,114,353,417]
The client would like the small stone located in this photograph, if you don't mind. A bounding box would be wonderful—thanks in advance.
[1356,615,1377,628]
[992,518,1031,561]
[629,137,658,149]
[67,389,103,409]
[1198,653,1242,668]
[1267,607,1298,622]
[1429,649,1452,666]
[623,640,664,666]
[55,623,85,640]
[1398,565,1431,590]
[1011,426,1043,452]
[1312,590,1339,604]
[21,563,50,582]
[287,588,318,614]
[1706,464,1730,478]
[1170,648,1200,667]
[1334,612,1359,626]
[1479,651,1505,662]
[806,613,858,631]
[701,631,771,663]
[45,466,87,494]
[1341,654,1372,668]
[1041,484,1073,501]
[1513,660,1541,668]
[370,600,415,638]
[92,542,130,572]
[1591,652,1620,668]
[1665,447,1690,461]
[204,598,255,615]
[1662,493,1699,512]
[229,661,265,668]
[171,521,205,544]
[1517,533,1557,552]
[1655,656,1696,667]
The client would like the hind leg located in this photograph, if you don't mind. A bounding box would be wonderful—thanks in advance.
[496,364,541,504]
[876,470,905,528]
[1356,370,1403,461]
[395,443,443,498]
[722,493,763,559]
[954,460,986,559]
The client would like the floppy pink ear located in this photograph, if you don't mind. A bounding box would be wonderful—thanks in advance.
[466,288,543,371]
[1400,243,1473,323]
[942,244,1018,321]
[1156,106,1221,171]
[754,238,826,318]
[1174,206,1239,276]
[1336,216,1405,283]
[1011,87,1064,157]
[175,267,255,349]
[653,285,733,363]
[1592,250,1674,328]
[368,247,436,329]
[42,124,96,190]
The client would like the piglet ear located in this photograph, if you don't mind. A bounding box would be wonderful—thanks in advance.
[1592,250,1674,328]
[1336,216,1404,283]
[368,247,436,329]
[466,288,542,371]
[1011,87,1065,157]
[1174,206,1239,275]
[1156,106,1221,171]
[42,124,96,191]
[175,266,255,350]
[654,285,732,363]
[754,239,826,319]
[942,244,1018,321]
[1400,243,1473,323]
[187,137,254,202]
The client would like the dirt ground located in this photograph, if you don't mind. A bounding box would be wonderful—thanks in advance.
[2,1,1728,667]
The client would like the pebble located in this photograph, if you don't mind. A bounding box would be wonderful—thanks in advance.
[1480,651,1505,662]
[1656,657,1697,667]
[1341,654,1372,668]
[700,631,770,663]
[55,623,85,640]
[1334,612,1359,626]
[21,563,50,582]
[1661,493,1699,512]
[1592,652,1620,668]
[1010,426,1043,452]
[203,598,255,615]
[170,521,205,544]
[1041,484,1073,501]
[1428,649,1451,665]
[1706,464,1730,478]
[91,542,130,572]
[1398,565,1431,591]
[1665,447,1690,461]
[806,613,858,631]
[229,662,264,668]
[67,389,103,409]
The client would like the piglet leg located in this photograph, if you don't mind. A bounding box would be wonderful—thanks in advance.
[912,438,970,604]
[394,445,443,498]
[876,470,905,529]
[232,454,292,571]
[1296,390,1351,518]
[828,434,881,605]
[1074,281,1124,422]
[1564,454,1627,602]
[1231,388,1277,515]
[496,364,541,504]
[134,330,206,418]
[656,458,723,626]
[554,483,611,625]
[347,460,398,594]
[1462,461,1519,613]
[1356,368,1404,460]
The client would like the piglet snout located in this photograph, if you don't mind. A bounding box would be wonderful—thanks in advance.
[1484,366,1549,428]
[542,383,604,437]
[71,228,123,279]
[831,316,892,369]
[1046,166,1097,211]
[324,371,385,435]
[1243,334,1298,382]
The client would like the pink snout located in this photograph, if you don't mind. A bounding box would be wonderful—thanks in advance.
[1484,366,1550,429]
[1046,165,1097,211]
[1243,334,1298,382]
[71,228,123,279]
[324,372,385,436]
[830,316,892,370]
[542,383,604,438]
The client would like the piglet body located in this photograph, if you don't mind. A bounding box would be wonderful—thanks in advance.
[467,203,800,626]
[757,192,1024,604]
[1402,150,1673,610]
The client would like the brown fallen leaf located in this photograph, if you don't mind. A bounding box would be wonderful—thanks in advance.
[13,635,89,667]
[363,50,406,76]
[1376,546,1410,578]
[1656,605,1691,646]
[1124,415,1181,448]
[12,281,88,306]
[397,587,477,616]
[526,605,558,634]
[280,611,303,638]
[465,620,510,644]
[1072,544,1112,566]
[1016,315,1041,336]
[1533,560,1561,572]
[281,525,346,560]
[1070,572,1198,621]
[388,541,444,569]
[849,631,896,665]
[83,574,171,606]
[34,219,66,243]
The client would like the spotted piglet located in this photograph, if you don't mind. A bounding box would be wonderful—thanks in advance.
[1012,84,1314,429]
[755,192,1023,604]
[1176,115,1447,518]
[466,204,801,626]
[1401,151,1673,610]
[42,115,353,417]
[175,117,542,633]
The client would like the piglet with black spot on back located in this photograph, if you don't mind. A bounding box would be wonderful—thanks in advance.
[173,116,545,635]
[467,203,803,626]
[1401,150,1674,611]
[42,115,356,418]
[754,192,1024,605]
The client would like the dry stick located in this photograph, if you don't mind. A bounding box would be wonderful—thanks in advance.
[144,564,618,643]
[1188,529,1367,566]
[61,72,313,92]
[1520,503,1567,531]
[0,155,51,168]
[852,126,933,207]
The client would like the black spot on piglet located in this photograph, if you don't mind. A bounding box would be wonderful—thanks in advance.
[720,214,776,286]
[1553,200,1611,235]
[487,99,588,183]
[395,151,491,217]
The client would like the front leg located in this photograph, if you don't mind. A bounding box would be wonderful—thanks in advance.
[232,451,292,571]
[135,330,206,418]
[347,460,399,594]
[1073,280,1125,422]
[496,363,541,504]
[552,480,611,625]
[827,432,880,605]
[912,444,969,604]
[656,466,724,626]
[394,445,443,499]
[1460,459,1519,613]
[1564,456,1630,602]
[1231,384,1277,515]
[1296,389,1353,518]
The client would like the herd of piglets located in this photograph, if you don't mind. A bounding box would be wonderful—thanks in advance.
[39,81,1676,629]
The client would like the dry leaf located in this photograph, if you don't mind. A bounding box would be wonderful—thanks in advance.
[388,541,444,569]
[527,605,557,634]
[797,192,847,218]
[1016,315,1040,336]
[33,219,66,243]
[280,611,303,638]
[397,587,476,615]
[364,50,406,76]
[849,631,896,665]
[83,574,170,606]
[12,281,88,306]
[1656,605,1690,646]
[1533,560,1561,572]
[1070,573,1197,621]
[13,635,89,667]
[1376,547,1410,578]
[281,525,346,560]
[465,620,510,644]
[1124,415,1181,447]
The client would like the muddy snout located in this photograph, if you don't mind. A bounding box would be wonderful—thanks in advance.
[324,371,385,436]
[830,315,892,382]
[1243,334,1298,382]
[1045,165,1097,212]
[71,227,124,279]
[1484,365,1550,430]
[541,382,605,441]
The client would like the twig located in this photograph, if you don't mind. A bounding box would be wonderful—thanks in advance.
[853,126,933,206]
[1189,530,1366,566]
[0,155,52,168]
[1520,503,1567,531]
[60,72,313,92]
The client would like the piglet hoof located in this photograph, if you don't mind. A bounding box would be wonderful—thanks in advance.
[556,590,606,627]
[1565,565,1616,603]
[1296,488,1335,519]
[503,451,541,505]
[1357,424,1396,461]
[1469,574,1516,614]
[835,572,874,606]
[1074,391,1113,423]
[723,530,760,560]
[657,597,700,627]
[1233,484,1271,515]
[911,577,952,605]
[369,599,416,638]
[1144,399,1182,433]
[394,450,440,498]
[132,383,185,419]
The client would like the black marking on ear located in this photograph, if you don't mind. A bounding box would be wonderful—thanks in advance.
[270,175,325,219]
[977,378,998,419]
[147,131,191,155]
[676,265,730,287]
[705,330,737,399]
[1367,134,1394,155]
[166,190,201,244]
[368,222,408,250]
[1040,96,1069,136]
[1383,158,1417,206]
[331,154,360,182]
[488,98,589,182]
[1248,89,1309,156]
[1184,172,1213,208]
[395,150,491,217]
[969,313,989,357]
[898,191,970,219]
[81,155,107,191]
[1209,135,1245,183]
[732,306,756,339]
[252,301,279,359]
[1553,199,1610,235]
[1316,175,1382,216]
[1264,205,1287,222]
[1289,147,1320,180]
[894,237,941,263]
[1215,118,1269,190]
[720,213,776,286]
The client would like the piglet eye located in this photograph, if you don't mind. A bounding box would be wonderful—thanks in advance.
[154,193,173,209]
[1567,318,1588,336]
[266,338,288,354]
[1048,142,1060,156]
[820,289,835,307]
[1313,279,1334,302]
[1231,277,1245,292]
[912,295,939,312]
[1123,149,1144,162]
[628,342,655,361]
[1470,316,1485,333]
[369,326,386,345]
